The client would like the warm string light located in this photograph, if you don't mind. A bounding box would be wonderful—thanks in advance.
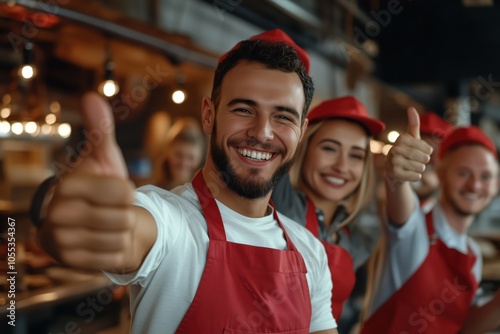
[172,89,186,104]
[0,97,71,140]
[1,107,10,118]
[0,120,71,139]
[45,113,56,124]
[172,72,187,104]
[18,43,37,80]
[370,139,384,154]
[387,130,400,143]
[98,60,119,97]
[1,94,12,120]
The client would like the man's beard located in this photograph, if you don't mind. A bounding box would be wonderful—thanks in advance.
[210,131,294,199]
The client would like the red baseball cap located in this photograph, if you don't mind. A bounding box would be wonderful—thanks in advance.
[306,96,385,136]
[420,112,453,139]
[218,29,310,74]
[439,125,498,159]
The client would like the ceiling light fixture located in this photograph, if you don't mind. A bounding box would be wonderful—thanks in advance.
[98,60,119,97]
[18,42,37,80]
[172,73,186,104]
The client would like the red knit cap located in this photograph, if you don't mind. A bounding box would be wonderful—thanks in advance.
[218,29,310,74]
[306,96,385,136]
[439,125,498,159]
[420,112,453,139]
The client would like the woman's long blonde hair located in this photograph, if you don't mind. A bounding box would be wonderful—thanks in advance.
[289,118,376,232]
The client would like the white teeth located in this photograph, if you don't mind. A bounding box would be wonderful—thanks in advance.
[325,176,346,185]
[463,193,480,200]
[238,149,272,161]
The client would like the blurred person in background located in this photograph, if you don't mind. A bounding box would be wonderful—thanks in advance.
[361,108,500,334]
[272,96,385,322]
[154,117,205,190]
[32,29,339,334]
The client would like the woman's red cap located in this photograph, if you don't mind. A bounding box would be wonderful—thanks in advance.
[306,96,385,136]
[420,112,453,139]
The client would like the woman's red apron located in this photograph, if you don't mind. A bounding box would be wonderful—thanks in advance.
[175,171,312,333]
[305,198,356,320]
[361,212,478,334]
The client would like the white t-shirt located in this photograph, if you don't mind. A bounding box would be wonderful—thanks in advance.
[370,197,482,314]
[105,184,337,334]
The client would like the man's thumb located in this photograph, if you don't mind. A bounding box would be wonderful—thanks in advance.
[406,107,421,139]
[81,92,128,178]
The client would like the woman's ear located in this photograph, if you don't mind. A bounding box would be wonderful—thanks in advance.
[201,96,215,136]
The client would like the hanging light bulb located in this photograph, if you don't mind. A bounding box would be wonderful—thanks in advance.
[171,73,187,104]
[11,122,23,135]
[45,113,56,125]
[0,121,10,135]
[57,123,72,138]
[0,107,10,119]
[25,121,38,135]
[41,123,52,135]
[18,43,37,80]
[98,60,119,97]
[172,89,186,104]
[387,130,400,143]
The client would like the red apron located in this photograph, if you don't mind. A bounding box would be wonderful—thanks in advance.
[175,171,312,333]
[305,198,356,320]
[361,212,478,334]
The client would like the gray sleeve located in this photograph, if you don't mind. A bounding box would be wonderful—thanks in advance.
[370,194,429,313]
[271,174,307,226]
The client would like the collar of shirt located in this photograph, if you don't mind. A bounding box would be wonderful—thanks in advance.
[433,204,470,254]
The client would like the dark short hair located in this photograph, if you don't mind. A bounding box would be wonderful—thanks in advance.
[211,40,314,124]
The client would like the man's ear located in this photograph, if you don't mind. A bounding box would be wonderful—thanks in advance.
[201,96,215,136]
[298,118,308,143]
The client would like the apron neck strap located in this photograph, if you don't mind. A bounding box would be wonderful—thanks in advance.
[425,212,436,239]
[192,171,227,240]
[193,171,297,251]
[426,209,475,255]
[305,197,320,238]
[305,196,351,239]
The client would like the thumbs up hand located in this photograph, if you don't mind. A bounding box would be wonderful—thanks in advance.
[385,107,433,184]
[77,92,129,178]
[38,92,137,272]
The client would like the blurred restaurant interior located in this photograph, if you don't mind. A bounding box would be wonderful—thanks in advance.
[1,0,500,333]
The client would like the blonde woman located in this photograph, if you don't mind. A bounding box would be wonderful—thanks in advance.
[154,117,206,190]
[272,96,385,320]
